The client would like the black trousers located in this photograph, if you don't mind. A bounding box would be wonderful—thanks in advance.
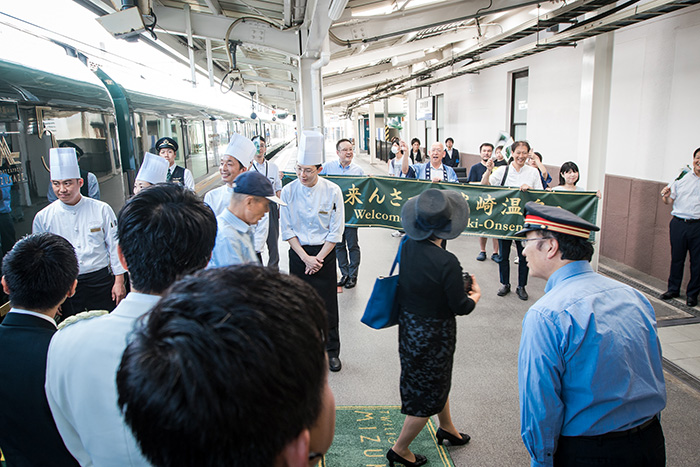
[60,267,116,319]
[336,226,360,279]
[555,417,665,466]
[498,239,528,287]
[289,245,340,358]
[667,216,700,299]
[266,202,280,270]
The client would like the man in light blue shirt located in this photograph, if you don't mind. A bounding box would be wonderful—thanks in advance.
[320,138,364,288]
[209,171,285,268]
[401,141,458,183]
[516,202,666,467]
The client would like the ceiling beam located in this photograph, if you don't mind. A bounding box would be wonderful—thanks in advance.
[329,0,539,47]
[152,5,300,56]
[323,68,407,98]
[202,0,223,16]
[322,61,395,86]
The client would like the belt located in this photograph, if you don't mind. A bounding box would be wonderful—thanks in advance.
[674,216,700,223]
[78,266,111,279]
[566,416,658,441]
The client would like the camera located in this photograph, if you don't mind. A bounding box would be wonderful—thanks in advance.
[462,272,473,293]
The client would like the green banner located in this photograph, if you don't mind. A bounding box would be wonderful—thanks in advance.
[283,174,599,241]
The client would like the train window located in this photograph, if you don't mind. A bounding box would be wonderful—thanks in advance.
[42,109,119,178]
[186,121,207,180]
[510,70,529,140]
[205,120,229,169]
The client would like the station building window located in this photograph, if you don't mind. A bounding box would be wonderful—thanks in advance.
[510,70,528,140]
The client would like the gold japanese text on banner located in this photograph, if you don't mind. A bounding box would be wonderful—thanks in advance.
[282,174,599,240]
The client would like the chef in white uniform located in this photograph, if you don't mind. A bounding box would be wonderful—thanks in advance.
[203,134,256,216]
[32,147,126,319]
[133,152,169,195]
[280,130,345,372]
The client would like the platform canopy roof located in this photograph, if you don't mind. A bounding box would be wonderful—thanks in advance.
[76,0,700,118]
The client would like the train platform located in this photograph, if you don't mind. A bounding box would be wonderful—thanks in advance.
[265,142,700,466]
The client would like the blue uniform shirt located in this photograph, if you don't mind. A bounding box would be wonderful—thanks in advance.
[518,261,666,467]
[208,209,260,268]
[319,160,365,176]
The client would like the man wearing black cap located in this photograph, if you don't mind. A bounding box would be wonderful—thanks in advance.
[516,202,666,467]
[208,171,285,268]
[156,137,194,190]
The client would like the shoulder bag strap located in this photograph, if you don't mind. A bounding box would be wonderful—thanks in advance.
[389,236,408,275]
[500,164,510,186]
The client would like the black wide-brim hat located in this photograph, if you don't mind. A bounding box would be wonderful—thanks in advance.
[401,189,469,241]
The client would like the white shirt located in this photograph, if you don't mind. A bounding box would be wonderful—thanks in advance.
[45,292,160,467]
[254,212,269,252]
[203,185,233,216]
[669,170,700,219]
[32,197,126,276]
[280,177,344,246]
[168,164,195,190]
[251,159,282,193]
[489,163,543,190]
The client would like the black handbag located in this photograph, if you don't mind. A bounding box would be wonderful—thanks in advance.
[361,237,407,329]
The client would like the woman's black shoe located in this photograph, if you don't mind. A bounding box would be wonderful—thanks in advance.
[436,427,470,446]
[386,448,427,467]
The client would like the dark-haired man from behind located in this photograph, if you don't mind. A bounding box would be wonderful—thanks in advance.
[45,184,217,466]
[117,265,336,467]
[517,202,666,467]
[0,233,80,466]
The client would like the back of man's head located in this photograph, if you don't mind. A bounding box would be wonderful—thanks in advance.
[2,233,78,311]
[117,184,217,294]
[117,265,330,467]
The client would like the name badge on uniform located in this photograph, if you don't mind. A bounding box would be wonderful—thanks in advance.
[319,210,329,215]
[90,227,102,233]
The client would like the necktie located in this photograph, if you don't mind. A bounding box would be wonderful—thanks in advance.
[167,168,172,182]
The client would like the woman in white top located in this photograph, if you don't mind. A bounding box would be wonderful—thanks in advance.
[553,161,580,191]
[388,139,411,177]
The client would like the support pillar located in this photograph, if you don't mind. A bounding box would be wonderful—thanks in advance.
[578,33,613,270]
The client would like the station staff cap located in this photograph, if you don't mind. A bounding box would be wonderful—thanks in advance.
[224,134,256,168]
[297,131,324,166]
[155,137,178,152]
[514,202,600,239]
[50,147,80,181]
[136,152,169,185]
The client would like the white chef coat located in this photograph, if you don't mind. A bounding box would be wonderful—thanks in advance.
[280,177,344,246]
[32,197,126,276]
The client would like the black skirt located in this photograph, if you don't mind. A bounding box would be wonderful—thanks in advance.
[398,307,456,417]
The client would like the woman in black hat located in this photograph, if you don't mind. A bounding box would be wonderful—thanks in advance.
[387,189,481,467]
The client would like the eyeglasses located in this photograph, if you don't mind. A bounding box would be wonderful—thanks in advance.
[521,236,554,246]
[295,166,316,175]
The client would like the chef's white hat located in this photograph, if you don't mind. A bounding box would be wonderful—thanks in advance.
[297,131,324,166]
[136,152,169,185]
[50,147,80,181]
[224,134,256,168]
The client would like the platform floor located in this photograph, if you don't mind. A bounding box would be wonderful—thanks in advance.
[258,143,700,465]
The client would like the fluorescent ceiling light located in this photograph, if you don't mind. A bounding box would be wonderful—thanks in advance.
[352,1,394,17]
[405,0,446,10]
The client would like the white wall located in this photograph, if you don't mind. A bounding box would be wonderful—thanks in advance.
[606,6,700,182]
[399,4,700,185]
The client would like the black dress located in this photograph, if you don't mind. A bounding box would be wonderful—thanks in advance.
[396,238,475,417]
